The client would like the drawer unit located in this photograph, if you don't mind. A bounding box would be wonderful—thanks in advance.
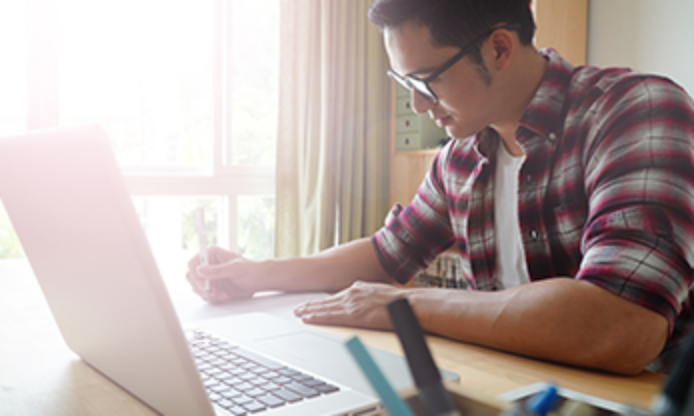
[393,84,446,151]
[396,96,412,115]
[396,114,419,132]
[395,131,421,150]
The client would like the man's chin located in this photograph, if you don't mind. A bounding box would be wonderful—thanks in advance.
[445,125,478,141]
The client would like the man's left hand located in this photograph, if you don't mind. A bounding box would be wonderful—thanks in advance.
[293,280,407,330]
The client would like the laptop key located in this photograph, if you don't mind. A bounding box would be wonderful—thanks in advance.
[239,382,259,391]
[272,389,303,403]
[245,388,266,397]
[225,377,245,386]
[211,384,231,393]
[277,368,300,377]
[217,399,234,408]
[249,366,270,375]
[273,376,292,385]
[225,405,248,416]
[226,367,247,376]
[220,390,242,399]
[290,373,314,382]
[204,379,219,388]
[262,371,279,379]
[238,372,257,381]
[217,371,234,381]
[257,393,285,408]
[315,383,340,394]
[285,382,320,398]
[231,395,254,405]
[258,382,280,391]
[303,378,325,387]
[242,401,266,413]
[248,377,267,386]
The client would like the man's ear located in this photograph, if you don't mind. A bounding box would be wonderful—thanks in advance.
[486,28,514,71]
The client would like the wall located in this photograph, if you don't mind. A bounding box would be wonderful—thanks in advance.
[587,0,694,95]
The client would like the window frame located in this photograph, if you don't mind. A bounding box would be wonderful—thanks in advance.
[21,0,276,254]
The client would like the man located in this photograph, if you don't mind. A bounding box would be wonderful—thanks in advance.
[187,0,694,375]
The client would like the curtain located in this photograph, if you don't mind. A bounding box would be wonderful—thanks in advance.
[275,0,392,258]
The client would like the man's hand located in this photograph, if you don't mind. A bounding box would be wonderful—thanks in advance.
[186,246,256,304]
[293,281,407,329]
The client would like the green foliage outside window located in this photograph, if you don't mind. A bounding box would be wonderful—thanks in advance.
[0,202,24,259]
[181,197,219,251]
[237,196,274,260]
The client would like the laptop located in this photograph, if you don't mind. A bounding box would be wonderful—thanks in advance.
[0,125,457,416]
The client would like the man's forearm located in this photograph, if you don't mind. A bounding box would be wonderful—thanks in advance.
[254,237,394,293]
[407,278,669,374]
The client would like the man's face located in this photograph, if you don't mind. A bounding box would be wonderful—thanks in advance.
[384,23,497,140]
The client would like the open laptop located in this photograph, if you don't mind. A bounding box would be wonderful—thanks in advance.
[0,125,457,416]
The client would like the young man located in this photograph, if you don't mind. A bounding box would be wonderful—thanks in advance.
[187,0,694,375]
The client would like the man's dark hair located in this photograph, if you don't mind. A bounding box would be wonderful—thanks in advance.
[368,0,535,70]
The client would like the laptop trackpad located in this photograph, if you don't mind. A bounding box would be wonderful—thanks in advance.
[255,331,345,363]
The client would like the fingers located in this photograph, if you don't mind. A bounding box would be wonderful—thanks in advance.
[293,282,398,330]
[187,246,235,277]
[186,247,247,305]
[294,295,348,323]
[185,272,233,304]
[207,245,238,263]
[196,262,240,281]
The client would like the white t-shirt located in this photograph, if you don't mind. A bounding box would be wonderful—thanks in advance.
[494,143,531,289]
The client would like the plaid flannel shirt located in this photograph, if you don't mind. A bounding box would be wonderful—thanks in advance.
[372,49,694,372]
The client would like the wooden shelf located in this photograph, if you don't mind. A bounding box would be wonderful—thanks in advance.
[390,150,440,207]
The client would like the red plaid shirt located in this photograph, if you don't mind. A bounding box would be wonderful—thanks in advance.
[373,49,694,372]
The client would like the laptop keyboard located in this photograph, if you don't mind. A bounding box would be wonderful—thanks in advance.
[187,330,340,415]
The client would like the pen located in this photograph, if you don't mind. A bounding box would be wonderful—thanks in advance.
[345,336,415,416]
[387,297,461,416]
[195,207,210,293]
[525,384,560,416]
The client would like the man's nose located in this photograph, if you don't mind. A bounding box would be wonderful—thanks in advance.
[410,89,435,114]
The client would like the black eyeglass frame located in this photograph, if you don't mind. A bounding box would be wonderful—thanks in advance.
[387,23,522,104]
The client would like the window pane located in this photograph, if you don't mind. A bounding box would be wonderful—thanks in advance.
[131,196,223,264]
[0,200,25,260]
[58,0,214,168]
[226,0,279,166]
[0,1,27,136]
[237,195,274,260]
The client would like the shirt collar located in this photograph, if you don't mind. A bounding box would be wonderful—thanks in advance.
[473,49,574,159]
[516,48,574,143]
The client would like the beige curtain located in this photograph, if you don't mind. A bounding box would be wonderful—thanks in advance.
[275,0,392,257]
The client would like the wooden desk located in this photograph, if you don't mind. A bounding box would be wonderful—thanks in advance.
[0,259,662,415]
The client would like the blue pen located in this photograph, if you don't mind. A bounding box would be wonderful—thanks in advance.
[345,336,415,416]
[526,384,560,416]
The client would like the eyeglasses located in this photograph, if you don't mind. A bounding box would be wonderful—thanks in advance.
[387,23,521,104]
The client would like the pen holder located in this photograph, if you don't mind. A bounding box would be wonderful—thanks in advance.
[400,381,509,416]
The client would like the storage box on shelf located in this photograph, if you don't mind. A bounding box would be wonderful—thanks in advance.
[394,85,448,151]
[389,85,447,208]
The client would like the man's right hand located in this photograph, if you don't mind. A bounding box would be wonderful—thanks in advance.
[185,246,256,304]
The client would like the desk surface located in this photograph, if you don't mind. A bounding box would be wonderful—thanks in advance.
[0,259,662,415]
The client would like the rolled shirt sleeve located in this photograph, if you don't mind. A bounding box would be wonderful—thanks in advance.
[577,75,694,335]
[372,143,456,284]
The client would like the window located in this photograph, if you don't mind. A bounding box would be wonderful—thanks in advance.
[0,0,278,264]
[0,1,27,136]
